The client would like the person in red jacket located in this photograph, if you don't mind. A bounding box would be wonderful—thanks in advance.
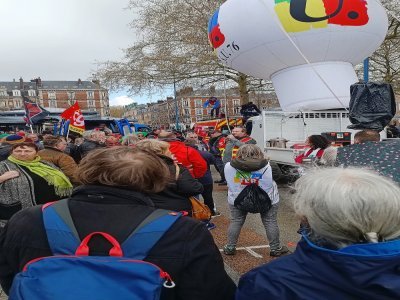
[159,130,207,179]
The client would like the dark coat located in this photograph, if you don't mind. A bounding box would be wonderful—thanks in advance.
[0,185,236,300]
[236,237,400,300]
[0,144,11,161]
[149,155,203,213]
[77,140,105,161]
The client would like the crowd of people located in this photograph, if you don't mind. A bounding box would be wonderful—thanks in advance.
[0,123,399,299]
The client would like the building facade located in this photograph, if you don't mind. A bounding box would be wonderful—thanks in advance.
[0,77,110,116]
[124,88,280,129]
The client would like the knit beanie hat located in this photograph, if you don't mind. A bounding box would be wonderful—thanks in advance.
[0,133,9,140]
[4,135,25,144]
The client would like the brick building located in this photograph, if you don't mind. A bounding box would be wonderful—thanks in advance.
[0,77,110,116]
[124,88,279,129]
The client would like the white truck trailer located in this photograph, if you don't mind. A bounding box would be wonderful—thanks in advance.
[248,110,361,180]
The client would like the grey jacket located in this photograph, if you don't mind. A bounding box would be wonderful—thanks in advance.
[0,160,58,227]
[222,136,257,164]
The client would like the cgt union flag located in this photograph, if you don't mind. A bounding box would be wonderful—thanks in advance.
[61,102,85,134]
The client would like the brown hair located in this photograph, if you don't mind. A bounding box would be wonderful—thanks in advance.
[354,130,380,143]
[135,139,170,156]
[76,147,170,193]
[11,142,39,153]
[43,135,64,147]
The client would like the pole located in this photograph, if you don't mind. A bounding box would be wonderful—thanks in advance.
[29,124,34,134]
[363,58,369,82]
[174,79,179,130]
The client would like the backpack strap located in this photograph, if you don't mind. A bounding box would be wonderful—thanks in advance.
[121,209,182,260]
[42,199,80,255]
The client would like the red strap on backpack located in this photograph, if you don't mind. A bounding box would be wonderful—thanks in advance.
[76,232,123,257]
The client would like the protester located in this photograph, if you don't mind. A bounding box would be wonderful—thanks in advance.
[135,139,203,214]
[186,132,209,151]
[77,130,106,161]
[38,135,78,183]
[26,133,44,150]
[0,147,236,299]
[105,135,120,147]
[136,132,146,140]
[294,134,335,165]
[208,130,227,183]
[335,130,400,183]
[223,144,288,256]
[237,168,400,299]
[222,127,256,186]
[121,134,139,146]
[240,102,261,134]
[0,142,73,227]
[185,139,220,218]
[158,130,207,179]
[0,134,25,161]
[203,97,221,118]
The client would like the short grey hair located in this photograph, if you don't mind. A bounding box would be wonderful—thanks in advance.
[236,144,264,160]
[294,168,400,247]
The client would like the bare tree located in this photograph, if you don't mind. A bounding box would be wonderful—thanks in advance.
[96,0,272,104]
[368,0,400,92]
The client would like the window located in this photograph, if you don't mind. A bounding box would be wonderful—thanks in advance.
[28,90,36,97]
[15,100,21,108]
[0,101,5,107]
[195,108,203,116]
[195,99,202,107]
[87,91,94,99]
[67,91,75,99]
[49,100,57,108]
[48,91,56,99]
[102,92,108,98]
[182,100,189,107]
[12,90,21,97]
[233,99,240,107]
[87,100,95,107]
[0,90,7,96]
[184,108,190,116]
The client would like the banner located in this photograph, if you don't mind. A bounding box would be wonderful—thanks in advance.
[61,102,85,134]
[23,96,49,125]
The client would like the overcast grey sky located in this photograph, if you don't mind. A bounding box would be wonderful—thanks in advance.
[0,0,152,105]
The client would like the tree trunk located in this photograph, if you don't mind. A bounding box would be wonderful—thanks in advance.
[238,73,249,105]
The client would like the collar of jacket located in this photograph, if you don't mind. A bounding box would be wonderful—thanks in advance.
[230,158,268,172]
[71,185,155,207]
[157,154,174,165]
[43,147,63,153]
[302,234,400,258]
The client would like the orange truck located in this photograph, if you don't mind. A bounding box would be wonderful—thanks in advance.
[192,117,243,142]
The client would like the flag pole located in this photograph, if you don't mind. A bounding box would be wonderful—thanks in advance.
[29,124,34,134]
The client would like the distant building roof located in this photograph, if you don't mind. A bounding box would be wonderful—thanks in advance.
[0,80,106,91]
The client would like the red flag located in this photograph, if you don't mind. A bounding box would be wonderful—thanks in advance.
[61,102,85,134]
[23,96,49,125]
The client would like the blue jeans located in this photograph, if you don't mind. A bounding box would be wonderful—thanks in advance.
[227,204,280,250]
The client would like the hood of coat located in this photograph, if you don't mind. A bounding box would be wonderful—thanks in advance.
[230,158,268,172]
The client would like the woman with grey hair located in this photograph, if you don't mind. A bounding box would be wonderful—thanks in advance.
[223,144,288,257]
[236,168,400,300]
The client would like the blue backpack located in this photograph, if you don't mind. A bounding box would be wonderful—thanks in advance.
[9,200,182,300]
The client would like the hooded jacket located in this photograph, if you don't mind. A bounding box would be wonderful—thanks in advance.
[236,236,400,300]
[0,185,236,300]
[161,139,207,179]
[224,158,278,206]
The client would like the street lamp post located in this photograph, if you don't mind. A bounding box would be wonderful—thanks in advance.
[173,78,179,130]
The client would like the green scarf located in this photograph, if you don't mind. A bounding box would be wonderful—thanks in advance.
[8,156,73,197]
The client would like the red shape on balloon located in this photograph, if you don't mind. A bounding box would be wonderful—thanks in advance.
[323,0,369,26]
[209,25,225,49]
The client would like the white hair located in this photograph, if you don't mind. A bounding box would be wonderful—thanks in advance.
[294,168,400,247]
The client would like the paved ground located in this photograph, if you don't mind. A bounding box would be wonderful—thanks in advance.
[210,179,300,283]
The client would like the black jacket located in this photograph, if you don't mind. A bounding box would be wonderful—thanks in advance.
[149,155,203,213]
[0,144,11,161]
[0,185,236,299]
[77,140,105,161]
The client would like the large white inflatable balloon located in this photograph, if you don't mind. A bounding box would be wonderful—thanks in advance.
[208,0,388,111]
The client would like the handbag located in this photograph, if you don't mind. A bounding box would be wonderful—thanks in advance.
[189,196,212,221]
[174,164,211,221]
